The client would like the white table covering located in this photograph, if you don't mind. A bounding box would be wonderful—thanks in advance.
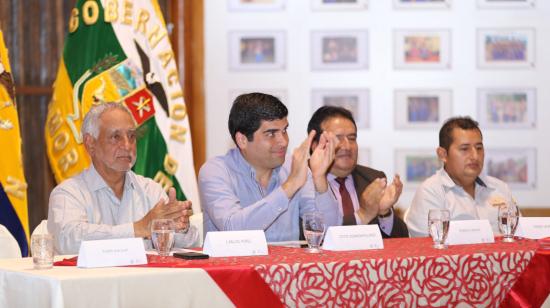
[0,256,234,308]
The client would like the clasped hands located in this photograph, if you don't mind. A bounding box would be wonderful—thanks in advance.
[134,187,193,238]
[357,175,403,223]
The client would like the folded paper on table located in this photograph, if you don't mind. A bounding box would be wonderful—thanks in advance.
[77,238,147,268]
[203,230,268,257]
[446,220,495,245]
[323,225,383,251]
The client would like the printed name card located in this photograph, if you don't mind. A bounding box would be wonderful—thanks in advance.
[202,230,268,257]
[446,220,495,245]
[322,225,384,251]
[515,217,550,239]
[77,238,147,268]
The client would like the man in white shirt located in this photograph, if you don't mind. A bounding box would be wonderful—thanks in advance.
[48,102,198,254]
[405,116,513,237]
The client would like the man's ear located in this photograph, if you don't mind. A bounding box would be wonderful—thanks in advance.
[235,132,248,149]
[436,147,447,164]
[83,134,95,156]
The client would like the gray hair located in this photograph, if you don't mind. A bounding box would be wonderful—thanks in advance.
[81,102,135,139]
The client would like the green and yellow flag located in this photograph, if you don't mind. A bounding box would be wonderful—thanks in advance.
[0,28,29,256]
[45,0,200,213]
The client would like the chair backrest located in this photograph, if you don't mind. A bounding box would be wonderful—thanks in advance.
[0,224,22,258]
[190,212,204,247]
[31,220,49,237]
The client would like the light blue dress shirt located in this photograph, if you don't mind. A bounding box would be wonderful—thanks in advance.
[48,164,199,254]
[198,148,339,242]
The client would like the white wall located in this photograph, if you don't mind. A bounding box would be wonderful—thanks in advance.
[204,0,550,210]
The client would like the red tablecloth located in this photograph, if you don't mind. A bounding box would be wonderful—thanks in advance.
[55,237,549,307]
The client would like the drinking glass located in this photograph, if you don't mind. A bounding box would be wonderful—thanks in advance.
[302,212,325,253]
[428,209,450,249]
[151,219,175,256]
[498,202,519,242]
[31,233,54,269]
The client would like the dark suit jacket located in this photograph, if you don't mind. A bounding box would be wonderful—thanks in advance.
[351,165,409,238]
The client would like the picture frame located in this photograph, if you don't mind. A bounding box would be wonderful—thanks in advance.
[394,89,452,129]
[393,0,451,10]
[477,88,536,129]
[228,0,286,11]
[229,89,288,106]
[311,0,368,11]
[477,28,535,69]
[311,89,370,128]
[394,29,451,69]
[311,30,369,71]
[477,0,535,9]
[229,31,286,71]
[395,149,441,189]
[357,148,372,168]
[484,148,536,189]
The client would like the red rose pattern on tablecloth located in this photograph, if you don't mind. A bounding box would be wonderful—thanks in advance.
[255,250,535,307]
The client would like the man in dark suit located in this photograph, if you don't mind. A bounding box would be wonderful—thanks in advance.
[307,106,409,238]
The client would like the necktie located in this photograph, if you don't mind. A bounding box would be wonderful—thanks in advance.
[336,177,356,225]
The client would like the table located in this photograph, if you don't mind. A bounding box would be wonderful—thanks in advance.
[1,237,549,307]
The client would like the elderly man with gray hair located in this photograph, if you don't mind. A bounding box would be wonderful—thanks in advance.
[47,102,198,254]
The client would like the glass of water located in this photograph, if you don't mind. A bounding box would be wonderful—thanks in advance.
[31,233,54,269]
[498,202,519,242]
[302,212,325,253]
[428,209,450,249]
[151,219,175,256]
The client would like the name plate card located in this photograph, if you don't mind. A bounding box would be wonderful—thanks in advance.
[77,238,147,268]
[322,225,384,251]
[446,220,495,245]
[202,230,268,257]
[515,217,550,239]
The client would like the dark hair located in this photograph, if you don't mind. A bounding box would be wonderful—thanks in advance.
[228,92,288,145]
[439,116,482,150]
[307,106,357,143]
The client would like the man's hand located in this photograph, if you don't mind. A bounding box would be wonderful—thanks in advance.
[357,178,385,223]
[379,174,402,215]
[282,131,316,198]
[309,131,338,193]
[134,187,193,238]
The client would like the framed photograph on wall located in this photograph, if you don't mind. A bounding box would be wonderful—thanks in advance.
[228,0,286,11]
[394,29,451,69]
[394,0,451,9]
[477,28,535,69]
[477,88,536,129]
[311,0,368,11]
[394,89,452,129]
[477,0,535,9]
[311,30,369,71]
[395,149,441,189]
[358,148,371,167]
[484,148,536,189]
[229,31,286,71]
[311,89,370,128]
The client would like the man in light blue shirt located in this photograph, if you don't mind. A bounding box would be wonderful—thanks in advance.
[199,93,339,242]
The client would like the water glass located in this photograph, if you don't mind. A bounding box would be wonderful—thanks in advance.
[151,219,175,256]
[498,202,519,242]
[31,234,54,269]
[302,212,325,253]
[428,209,450,249]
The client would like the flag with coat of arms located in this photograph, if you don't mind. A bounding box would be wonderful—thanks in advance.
[44,0,200,214]
[0,28,29,256]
